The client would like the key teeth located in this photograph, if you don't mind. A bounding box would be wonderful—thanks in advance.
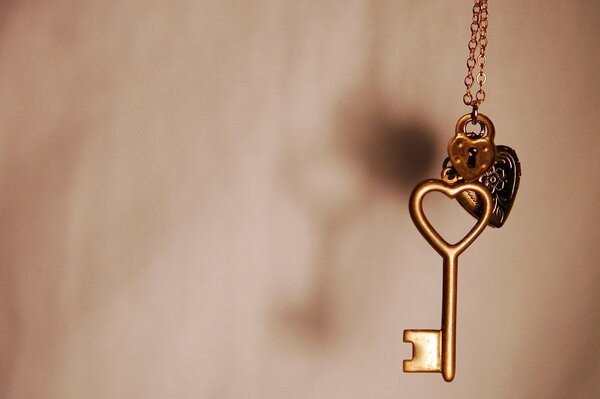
[403,329,442,373]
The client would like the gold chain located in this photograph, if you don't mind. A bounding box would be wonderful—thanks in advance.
[463,0,488,107]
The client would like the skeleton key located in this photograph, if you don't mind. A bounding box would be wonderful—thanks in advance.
[404,179,493,382]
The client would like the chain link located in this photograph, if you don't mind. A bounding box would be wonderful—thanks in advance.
[463,0,488,107]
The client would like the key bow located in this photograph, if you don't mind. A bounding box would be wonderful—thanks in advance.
[409,179,493,257]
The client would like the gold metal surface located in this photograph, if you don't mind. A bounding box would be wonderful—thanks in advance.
[403,330,441,372]
[404,179,493,382]
[447,113,496,181]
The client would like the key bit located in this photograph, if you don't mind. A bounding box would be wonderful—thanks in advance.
[403,330,441,372]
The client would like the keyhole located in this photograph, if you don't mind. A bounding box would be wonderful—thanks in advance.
[467,147,478,168]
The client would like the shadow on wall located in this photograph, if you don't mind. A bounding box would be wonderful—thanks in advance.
[345,108,438,192]
[276,91,438,347]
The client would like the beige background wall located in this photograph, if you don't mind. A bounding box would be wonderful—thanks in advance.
[0,1,598,398]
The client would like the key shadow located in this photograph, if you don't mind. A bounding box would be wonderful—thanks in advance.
[275,90,439,347]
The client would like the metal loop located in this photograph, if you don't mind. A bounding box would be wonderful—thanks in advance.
[476,72,487,85]
[477,54,487,66]
[462,118,487,138]
[463,93,473,106]
[470,105,479,125]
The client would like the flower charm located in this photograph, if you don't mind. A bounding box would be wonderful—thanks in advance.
[482,165,506,194]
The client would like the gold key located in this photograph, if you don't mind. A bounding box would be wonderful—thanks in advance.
[403,179,493,382]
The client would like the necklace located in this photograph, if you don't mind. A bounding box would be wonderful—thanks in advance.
[403,0,521,382]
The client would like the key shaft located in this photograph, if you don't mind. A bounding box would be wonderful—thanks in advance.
[441,254,458,381]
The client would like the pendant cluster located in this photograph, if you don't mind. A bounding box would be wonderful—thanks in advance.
[403,112,521,382]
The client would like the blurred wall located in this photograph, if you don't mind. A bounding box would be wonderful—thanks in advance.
[0,1,598,398]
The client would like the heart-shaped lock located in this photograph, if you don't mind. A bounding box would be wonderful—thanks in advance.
[409,179,493,257]
[447,113,496,181]
[442,145,521,228]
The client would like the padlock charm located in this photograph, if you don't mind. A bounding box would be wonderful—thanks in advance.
[448,113,496,181]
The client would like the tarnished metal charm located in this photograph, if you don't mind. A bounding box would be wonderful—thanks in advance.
[442,145,521,228]
[404,179,493,382]
[447,113,496,181]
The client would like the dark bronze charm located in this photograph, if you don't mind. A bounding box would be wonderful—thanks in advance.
[442,145,521,228]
